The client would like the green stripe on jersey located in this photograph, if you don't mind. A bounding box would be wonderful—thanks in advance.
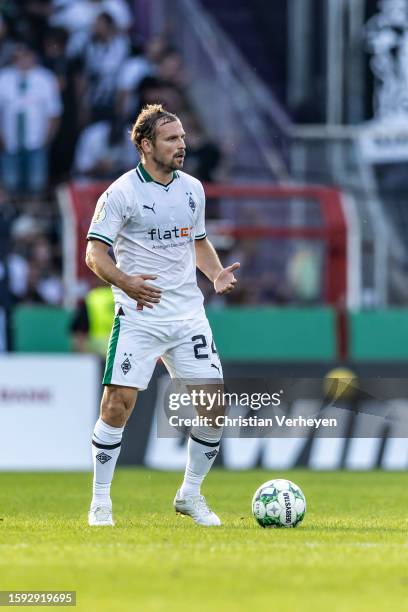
[137,162,152,182]
[103,315,121,384]
[87,232,114,245]
[136,166,146,183]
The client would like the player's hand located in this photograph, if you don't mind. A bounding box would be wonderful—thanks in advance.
[122,274,162,308]
[214,262,240,295]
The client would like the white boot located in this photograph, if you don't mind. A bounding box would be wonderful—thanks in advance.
[88,503,114,526]
[174,490,221,526]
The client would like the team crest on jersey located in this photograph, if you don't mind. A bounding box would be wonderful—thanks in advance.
[187,192,196,213]
[92,191,109,223]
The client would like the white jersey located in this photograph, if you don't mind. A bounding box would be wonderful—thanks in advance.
[87,162,207,321]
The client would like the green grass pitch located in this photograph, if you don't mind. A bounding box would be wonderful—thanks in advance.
[0,469,407,611]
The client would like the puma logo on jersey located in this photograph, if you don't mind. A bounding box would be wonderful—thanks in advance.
[211,363,221,374]
[143,203,156,213]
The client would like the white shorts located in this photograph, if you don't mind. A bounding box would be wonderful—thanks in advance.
[102,307,223,390]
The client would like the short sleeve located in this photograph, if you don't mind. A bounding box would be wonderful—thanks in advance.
[194,182,206,241]
[87,188,128,247]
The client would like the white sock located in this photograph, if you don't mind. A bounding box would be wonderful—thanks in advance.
[179,435,220,498]
[91,418,124,507]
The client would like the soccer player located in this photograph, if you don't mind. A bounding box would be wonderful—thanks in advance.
[86,104,239,527]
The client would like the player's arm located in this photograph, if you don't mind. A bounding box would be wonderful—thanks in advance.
[195,237,240,295]
[85,240,161,308]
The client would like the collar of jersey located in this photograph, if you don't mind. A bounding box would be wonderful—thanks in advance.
[136,162,179,188]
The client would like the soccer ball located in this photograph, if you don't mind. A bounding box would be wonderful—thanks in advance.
[252,478,306,528]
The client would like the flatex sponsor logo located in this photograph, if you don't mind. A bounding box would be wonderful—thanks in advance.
[147,225,193,240]
[0,388,53,403]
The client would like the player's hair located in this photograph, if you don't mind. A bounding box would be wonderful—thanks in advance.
[130,104,178,153]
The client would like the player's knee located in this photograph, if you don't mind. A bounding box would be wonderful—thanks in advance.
[101,392,128,426]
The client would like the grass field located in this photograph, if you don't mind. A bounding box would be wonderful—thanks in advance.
[0,469,407,611]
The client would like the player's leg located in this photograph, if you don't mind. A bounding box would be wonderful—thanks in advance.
[89,385,138,526]
[162,315,224,526]
[89,310,159,526]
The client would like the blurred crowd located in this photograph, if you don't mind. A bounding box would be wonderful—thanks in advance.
[0,1,324,353]
[0,0,222,317]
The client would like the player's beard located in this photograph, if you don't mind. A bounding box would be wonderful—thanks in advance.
[152,152,184,173]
